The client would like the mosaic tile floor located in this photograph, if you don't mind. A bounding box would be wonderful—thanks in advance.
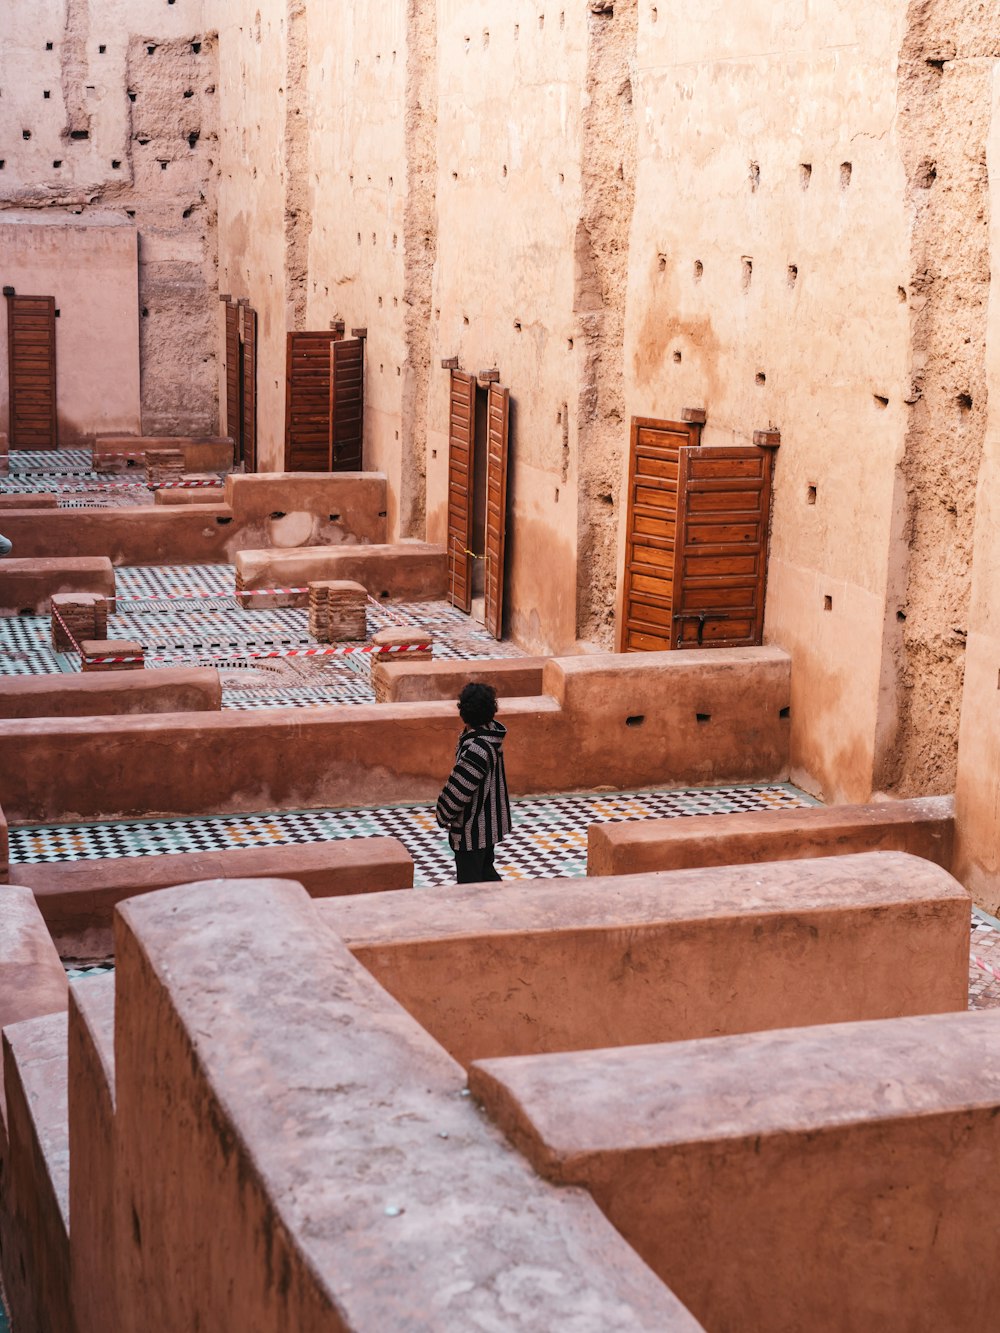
[1,448,229,507]
[0,563,526,703]
[11,783,817,885]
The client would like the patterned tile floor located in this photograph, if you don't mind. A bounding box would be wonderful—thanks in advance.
[0,447,222,507]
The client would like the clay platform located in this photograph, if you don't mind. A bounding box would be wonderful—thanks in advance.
[0,556,115,615]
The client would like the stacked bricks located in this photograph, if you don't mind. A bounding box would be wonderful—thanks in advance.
[80,640,144,673]
[51,594,108,653]
[145,448,185,488]
[308,581,368,642]
[371,626,433,702]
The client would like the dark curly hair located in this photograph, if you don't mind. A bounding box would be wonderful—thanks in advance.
[458,682,498,727]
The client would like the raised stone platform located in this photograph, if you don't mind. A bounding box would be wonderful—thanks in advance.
[587,795,955,877]
[0,556,115,616]
[0,667,222,719]
[235,541,448,603]
[372,655,547,703]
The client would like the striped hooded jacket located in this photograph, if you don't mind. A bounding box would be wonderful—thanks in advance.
[435,721,512,852]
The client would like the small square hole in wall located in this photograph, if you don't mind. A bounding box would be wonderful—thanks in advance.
[98,44,106,53]
[807,484,817,504]
[823,595,833,611]
[46,40,53,50]
[43,90,50,99]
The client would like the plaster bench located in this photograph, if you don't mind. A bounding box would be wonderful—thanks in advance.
[586,795,955,877]
[372,655,547,703]
[471,1008,1000,1333]
[235,541,448,606]
[104,877,700,1330]
[318,850,970,1067]
[0,556,115,616]
[0,667,222,719]
[0,494,58,510]
[18,835,415,958]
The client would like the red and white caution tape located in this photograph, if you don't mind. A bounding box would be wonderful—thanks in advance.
[50,603,84,655]
[148,479,225,490]
[84,641,432,666]
[119,585,310,602]
[971,952,1000,985]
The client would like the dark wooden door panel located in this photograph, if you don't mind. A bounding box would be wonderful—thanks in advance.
[447,370,476,613]
[241,306,257,474]
[6,294,57,450]
[483,383,510,641]
[330,337,364,471]
[224,300,240,463]
[284,331,342,471]
[670,446,773,649]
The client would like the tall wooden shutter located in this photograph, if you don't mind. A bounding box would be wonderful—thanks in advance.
[224,299,240,462]
[329,336,364,471]
[483,383,510,640]
[6,294,57,451]
[284,331,341,471]
[619,417,701,652]
[447,370,476,613]
[240,305,257,474]
[670,446,773,648]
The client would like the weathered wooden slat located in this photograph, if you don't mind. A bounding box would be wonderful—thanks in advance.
[6,292,57,450]
[483,382,510,641]
[447,370,476,613]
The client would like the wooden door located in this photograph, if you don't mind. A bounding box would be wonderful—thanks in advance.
[6,293,57,450]
[224,299,240,463]
[447,370,476,613]
[329,336,364,471]
[284,331,341,470]
[670,446,773,648]
[483,383,510,640]
[618,416,701,652]
[240,305,257,474]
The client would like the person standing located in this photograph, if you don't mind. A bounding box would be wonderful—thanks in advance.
[435,682,511,883]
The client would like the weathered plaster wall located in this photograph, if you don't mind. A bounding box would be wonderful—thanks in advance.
[302,5,410,535]
[0,0,219,437]
[622,0,912,803]
[425,2,589,653]
[953,66,1000,911]
[0,213,140,445]
[211,0,290,466]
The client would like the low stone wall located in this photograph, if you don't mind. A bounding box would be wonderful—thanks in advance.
[0,667,222,719]
[471,1009,1000,1332]
[235,540,448,602]
[373,656,547,703]
[587,796,956,877]
[20,836,414,959]
[94,436,233,472]
[0,648,791,821]
[325,852,970,1066]
[0,556,115,615]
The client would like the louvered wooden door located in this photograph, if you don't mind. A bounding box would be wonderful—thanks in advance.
[483,383,510,640]
[284,330,341,470]
[329,337,364,471]
[619,416,701,651]
[224,300,240,464]
[670,446,772,648]
[447,370,476,613]
[6,294,57,450]
[240,305,257,474]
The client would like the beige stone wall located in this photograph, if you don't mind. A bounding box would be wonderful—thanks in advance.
[0,213,141,446]
[0,0,220,437]
[954,65,1000,910]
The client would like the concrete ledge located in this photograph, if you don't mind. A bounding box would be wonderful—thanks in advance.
[321,851,970,1067]
[0,494,58,509]
[373,656,547,703]
[587,796,955,877]
[471,1009,1000,1332]
[236,540,448,602]
[0,555,115,615]
[0,667,222,718]
[0,1011,71,1333]
[18,836,415,959]
[154,485,225,505]
[68,975,117,1333]
[94,435,234,472]
[110,878,701,1329]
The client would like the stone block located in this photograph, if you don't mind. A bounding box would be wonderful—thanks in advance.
[80,639,144,672]
[308,579,367,642]
[372,656,547,704]
[50,592,108,652]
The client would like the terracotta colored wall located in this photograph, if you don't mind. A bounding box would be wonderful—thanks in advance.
[0,214,141,447]
[0,668,222,720]
[326,852,970,1067]
[0,647,790,822]
[953,72,1000,911]
[109,878,700,1331]
[0,2,220,437]
[472,1010,1000,1332]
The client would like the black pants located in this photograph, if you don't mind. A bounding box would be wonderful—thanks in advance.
[454,846,502,884]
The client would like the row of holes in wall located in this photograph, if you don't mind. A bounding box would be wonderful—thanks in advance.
[668,258,909,299]
[748,161,854,192]
[34,38,202,53]
[625,708,792,726]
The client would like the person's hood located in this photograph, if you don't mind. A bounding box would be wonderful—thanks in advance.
[465,720,507,746]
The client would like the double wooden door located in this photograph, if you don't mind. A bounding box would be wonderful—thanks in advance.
[619,416,772,651]
[447,369,510,641]
[5,292,57,450]
[223,298,257,471]
[284,330,364,472]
